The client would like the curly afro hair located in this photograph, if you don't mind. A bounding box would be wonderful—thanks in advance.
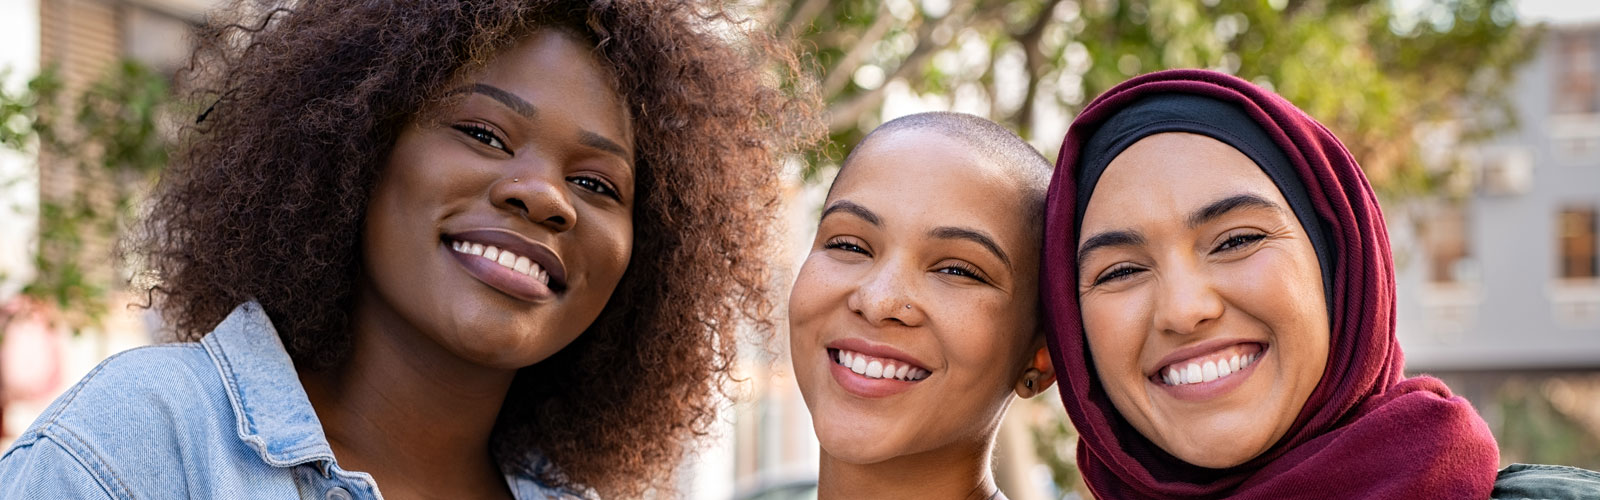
[136,0,822,495]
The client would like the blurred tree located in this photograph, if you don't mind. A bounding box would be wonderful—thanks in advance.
[766,0,1539,198]
[0,61,170,332]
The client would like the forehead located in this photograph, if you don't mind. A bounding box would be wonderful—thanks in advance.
[830,130,1034,241]
[1082,132,1281,229]
[468,31,631,136]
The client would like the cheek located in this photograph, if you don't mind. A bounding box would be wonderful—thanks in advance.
[581,214,634,289]
[938,290,1034,388]
[788,255,853,329]
[1081,295,1146,378]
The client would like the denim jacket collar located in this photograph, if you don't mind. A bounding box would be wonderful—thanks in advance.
[200,301,337,472]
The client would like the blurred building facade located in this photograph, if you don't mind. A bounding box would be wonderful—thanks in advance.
[1394,22,1600,467]
[1,0,214,444]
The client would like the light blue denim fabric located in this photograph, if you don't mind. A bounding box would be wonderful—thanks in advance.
[0,302,581,500]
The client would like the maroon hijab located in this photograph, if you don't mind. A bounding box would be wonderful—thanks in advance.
[1042,69,1500,499]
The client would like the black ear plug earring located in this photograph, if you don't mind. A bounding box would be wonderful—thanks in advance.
[1025,379,1034,390]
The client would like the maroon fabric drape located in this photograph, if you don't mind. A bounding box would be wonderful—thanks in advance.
[1042,69,1500,499]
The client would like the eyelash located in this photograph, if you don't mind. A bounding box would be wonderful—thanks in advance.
[823,239,988,283]
[568,176,620,200]
[937,262,988,283]
[823,238,868,255]
[1093,265,1143,286]
[1214,233,1267,253]
[452,123,508,152]
[1090,233,1267,286]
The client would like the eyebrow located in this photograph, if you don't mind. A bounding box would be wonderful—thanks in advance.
[1076,193,1284,271]
[452,83,633,163]
[454,83,536,119]
[1076,230,1145,271]
[931,226,1012,270]
[580,130,631,161]
[820,200,881,226]
[1186,193,1283,229]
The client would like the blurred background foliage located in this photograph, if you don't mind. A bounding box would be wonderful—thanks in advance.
[766,0,1539,199]
[0,61,168,332]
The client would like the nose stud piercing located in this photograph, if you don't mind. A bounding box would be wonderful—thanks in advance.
[512,178,520,183]
[904,304,912,309]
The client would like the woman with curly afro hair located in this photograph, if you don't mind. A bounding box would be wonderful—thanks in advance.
[0,0,822,498]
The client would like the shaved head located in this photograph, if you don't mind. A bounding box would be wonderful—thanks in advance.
[835,112,1052,212]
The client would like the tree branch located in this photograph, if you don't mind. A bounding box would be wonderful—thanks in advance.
[782,0,833,39]
[1010,0,1066,131]
[821,2,898,98]
[824,0,982,132]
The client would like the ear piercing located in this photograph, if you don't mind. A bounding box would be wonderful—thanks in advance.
[1025,379,1034,390]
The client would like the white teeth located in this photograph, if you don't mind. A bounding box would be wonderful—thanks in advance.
[449,240,552,282]
[831,349,929,381]
[1162,351,1263,386]
[866,361,884,378]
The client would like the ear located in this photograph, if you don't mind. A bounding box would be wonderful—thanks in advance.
[1014,338,1057,398]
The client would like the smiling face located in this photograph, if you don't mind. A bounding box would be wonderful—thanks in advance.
[789,128,1044,465]
[357,30,634,370]
[1075,132,1329,468]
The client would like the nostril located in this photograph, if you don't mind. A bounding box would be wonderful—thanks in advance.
[546,215,567,228]
[506,198,528,213]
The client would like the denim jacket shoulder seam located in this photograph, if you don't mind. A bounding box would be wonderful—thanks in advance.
[30,344,202,430]
[33,422,136,500]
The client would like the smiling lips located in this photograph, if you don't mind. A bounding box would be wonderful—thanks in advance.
[1154,342,1265,387]
[834,348,930,382]
[451,240,551,286]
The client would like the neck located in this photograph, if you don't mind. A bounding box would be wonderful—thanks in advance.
[299,291,516,498]
[816,439,1002,500]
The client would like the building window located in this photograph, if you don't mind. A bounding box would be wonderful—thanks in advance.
[1424,204,1475,283]
[1554,32,1598,115]
[1559,206,1599,280]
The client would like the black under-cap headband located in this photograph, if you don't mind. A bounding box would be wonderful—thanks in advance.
[1073,93,1334,302]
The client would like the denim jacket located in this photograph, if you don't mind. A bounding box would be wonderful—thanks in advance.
[0,302,581,500]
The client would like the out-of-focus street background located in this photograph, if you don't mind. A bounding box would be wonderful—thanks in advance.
[1,0,1597,498]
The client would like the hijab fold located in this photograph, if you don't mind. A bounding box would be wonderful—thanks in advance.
[1042,69,1499,499]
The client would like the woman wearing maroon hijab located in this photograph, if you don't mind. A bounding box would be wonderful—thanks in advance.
[1042,69,1600,499]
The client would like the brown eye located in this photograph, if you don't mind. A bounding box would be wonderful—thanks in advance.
[823,239,869,255]
[568,176,619,200]
[936,262,988,284]
[452,124,508,152]
[1093,265,1144,286]
[1214,233,1266,253]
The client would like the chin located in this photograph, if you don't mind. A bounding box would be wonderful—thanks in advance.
[813,413,904,465]
[1162,429,1270,469]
